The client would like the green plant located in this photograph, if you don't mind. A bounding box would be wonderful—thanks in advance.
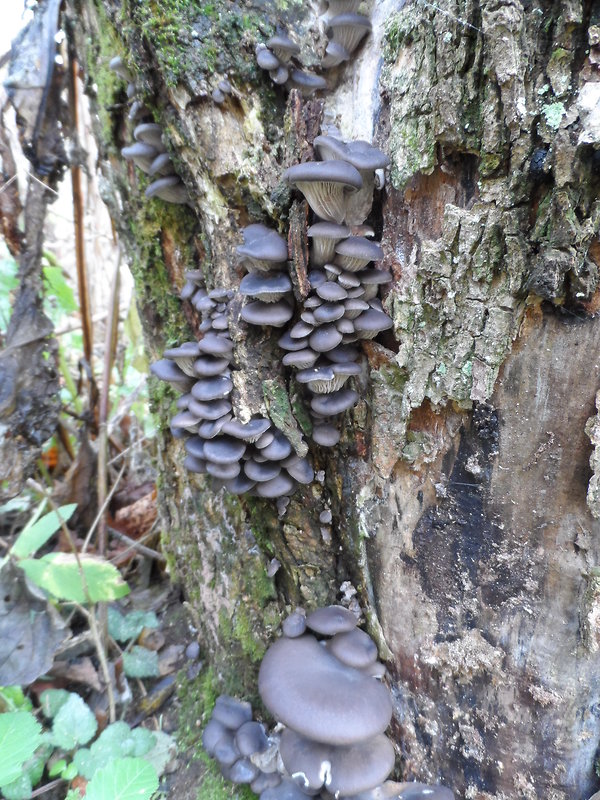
[1,502,129,603]
[0,690,173,799]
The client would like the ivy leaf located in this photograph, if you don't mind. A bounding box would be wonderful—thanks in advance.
[122,646,159,678]
[0,711,42,785]
[107,608,159,642]
[51,694,97,750]
[10,504,77,559]
[19,553,130,603]
[84,757,158,800]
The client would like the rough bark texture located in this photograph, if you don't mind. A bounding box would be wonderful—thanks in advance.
[73,0,600,797]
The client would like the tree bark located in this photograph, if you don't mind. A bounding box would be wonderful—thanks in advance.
[72,0,600,797]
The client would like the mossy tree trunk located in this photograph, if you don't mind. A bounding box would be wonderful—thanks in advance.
[73,0,600,796]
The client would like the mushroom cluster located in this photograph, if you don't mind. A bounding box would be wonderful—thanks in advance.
[321,2,373,70]
[255,34,327,95]
[238,224,294,329]
[109,56,188,204]
[151,272,313,499]
[202,695,282,794]
[201,605,456,799]
[276,135,393,447]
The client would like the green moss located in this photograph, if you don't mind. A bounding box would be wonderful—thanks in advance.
[126,0,273,87]
[379,363,407,394]
[196,755,256,800]
[262,378,308,456]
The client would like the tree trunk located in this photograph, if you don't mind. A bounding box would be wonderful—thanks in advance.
[72,0,600,797]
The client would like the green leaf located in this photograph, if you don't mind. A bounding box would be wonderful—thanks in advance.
[43,264,78,313]
[84,757,158,800]
[143,730,176,777]
[62,762,78,780]
[122,646,159,678]
[40,688,70,719]
[48,758,66,777]
[0,711,42,785]
[10,504,77,559]
[0,687,32,713]
[0,771,32,800]
[19,553,130,603]
[65,790,84,800]
[51,694,97,750]
[73,722,156,780]
[107,608,159,642]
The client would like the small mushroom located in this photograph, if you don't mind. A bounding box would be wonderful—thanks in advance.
[282,609,307,638]
[256,472,296,498]
[283,160,363,225]
[322,40,351,68]
[288,69,328,96]
[222,418,271,442]
[109,55,134,82]
[240,272,293,303]
[203,436,246,465]
[256,44,281,71]
[212,695,253,729]
[353,308,393,339]
[307,222,350,265]
[145,175,188,204]
[241,299,294,328]
[237,224,288,272]
[191,375,233,401]
[312,423,341,446]
[335,237,383,271]
[234,721,269,756]
[121,141,157,173]
[306,604,358,635]
[326,13,372,56]
[327,628,378,669]
[266,34,300,63]
[133,122,165,150]
[193,355,231,377]
[150,359,194,393]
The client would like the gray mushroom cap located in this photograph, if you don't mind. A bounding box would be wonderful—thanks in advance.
[260,778,312,800]
[198,414,233,439]
[353,309,393,335]
[245,459,281,483]
[270,64,290,85]
[185,436,206,459]
[283,609,307,638]
[255,430,275,449]
[234,721,269,756]
[317,281,348,301]
[309,325,343,353]
[222,418,271,442]
[356,268,393,285]
[145,175,188,204]
[237,225,288,269]
[149,151,176,176]
[213,732,240,766]
[256,44,281,71]
[326,13,372,55]
[212,695,253,729]
[308,270,327,288]
[133,122,164,149]
[256,472,296,498]
[278,331,310,351]
[327,628,378,669]
[204,436,246,465]
[212,87,226,105]
[290,320,314,339]
[150,359,194,391]
[121,141,157,173]
[260,430,293,461]
[283,160,363,225]
[241,300,294,327]
[183,454,207,473]
[251,771,282,794]
[194,355,230,377]
[289,69,328,95]
[202,718,227,757]
[306,604,358,635]
[282,349,319,369]
[266,34,300,62]
[109,55,133,82]
[326,344,360,363]
[312,423,340,446]
[188,398,233,420]
[258,634,392,744]
[206,461,241,480]
[279,728,330,791]
[336,318,355,334]
[198,333,234,357]
[322,40,351,68]
[228,758,259,784]
[313,134,349,162]
[223,473,257,495]
[326,734,395,796]
[335,237,383,270]
[191,375,233,401]
[285,457,314,484]
[240,272,292,302]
